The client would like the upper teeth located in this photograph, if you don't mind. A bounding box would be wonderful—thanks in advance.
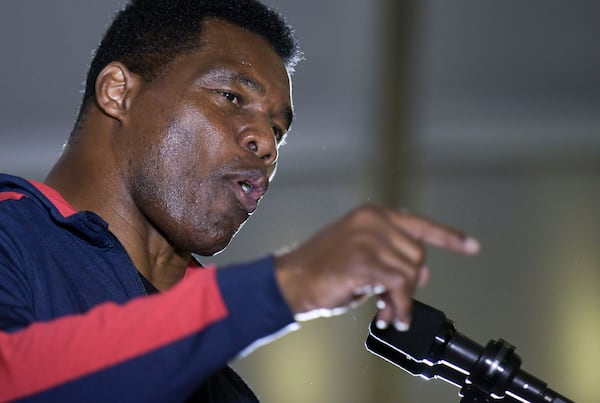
[241,182,252,194]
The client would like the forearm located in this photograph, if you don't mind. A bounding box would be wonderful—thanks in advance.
[0,257,294,402]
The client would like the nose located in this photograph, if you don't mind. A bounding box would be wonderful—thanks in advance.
[239,122,278,166]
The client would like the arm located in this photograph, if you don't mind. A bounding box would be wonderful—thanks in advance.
[0,257,294,403]
[0,204,478,402]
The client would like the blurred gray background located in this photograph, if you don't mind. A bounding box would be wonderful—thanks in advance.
[1,1,599,402]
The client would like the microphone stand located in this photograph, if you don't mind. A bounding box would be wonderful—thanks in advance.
[365,300,574,403]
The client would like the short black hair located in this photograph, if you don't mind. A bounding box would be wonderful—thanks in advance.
[77,0,301,121]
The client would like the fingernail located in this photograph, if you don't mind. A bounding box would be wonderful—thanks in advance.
[464,237,480,254]
[393,319,410,332]
[376,299,386,310]
[372,284,386,295]
[376,320,387,329]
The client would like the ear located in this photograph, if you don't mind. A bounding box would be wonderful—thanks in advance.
[95,62,141,122]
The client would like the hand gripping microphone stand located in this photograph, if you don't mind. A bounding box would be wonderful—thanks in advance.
[365,300,574,403]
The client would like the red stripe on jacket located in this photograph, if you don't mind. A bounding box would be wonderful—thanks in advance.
[28,180,77,217]
[0,266,227,402]
[0,182,75,218]
[0,192,27,202]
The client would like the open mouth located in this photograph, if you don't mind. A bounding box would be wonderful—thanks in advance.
[227,172,268,214]
[240,181,253,194]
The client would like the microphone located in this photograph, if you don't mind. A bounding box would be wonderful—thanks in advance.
[365,299,573,403]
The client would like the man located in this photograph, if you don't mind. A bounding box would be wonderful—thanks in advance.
[0,0,480,402]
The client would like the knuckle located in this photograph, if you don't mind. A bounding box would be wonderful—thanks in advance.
[353,203,383,220]
[405,266,420,284]
[343,204,388,230]
[381,272,406,292]
[414,244,426,265]
[389,265,420,290]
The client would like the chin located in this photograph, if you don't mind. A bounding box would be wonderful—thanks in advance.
[183,239,229,257]
[190,222,245,257]
[177,203,251,256]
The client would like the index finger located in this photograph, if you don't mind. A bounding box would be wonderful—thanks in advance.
[390,211,480,255]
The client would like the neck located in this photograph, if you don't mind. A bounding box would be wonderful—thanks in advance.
[45,114,189,291]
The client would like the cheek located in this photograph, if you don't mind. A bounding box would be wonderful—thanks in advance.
[140,112,228,212]
[163,105,226,162]
[142,106,214,180]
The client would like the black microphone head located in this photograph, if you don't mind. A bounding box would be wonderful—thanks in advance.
[365,300,576,403]
[367,299,450,363]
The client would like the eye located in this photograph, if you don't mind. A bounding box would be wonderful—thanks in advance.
[272,125,286,144]
[220,91,240,105]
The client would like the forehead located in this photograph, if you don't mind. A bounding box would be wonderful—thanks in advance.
[173,19,291,96]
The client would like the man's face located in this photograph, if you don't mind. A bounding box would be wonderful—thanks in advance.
[119,19,293,255]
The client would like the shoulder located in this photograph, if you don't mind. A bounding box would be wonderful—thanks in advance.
[0,174,37,209]
[0,174,33,208]
[0,174,55,221]
[0,175,55,257]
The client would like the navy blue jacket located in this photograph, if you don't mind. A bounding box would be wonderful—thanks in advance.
[0,174,296,402]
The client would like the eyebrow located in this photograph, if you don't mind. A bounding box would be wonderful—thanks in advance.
[205,68,265,95]
[204,68,294,129]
